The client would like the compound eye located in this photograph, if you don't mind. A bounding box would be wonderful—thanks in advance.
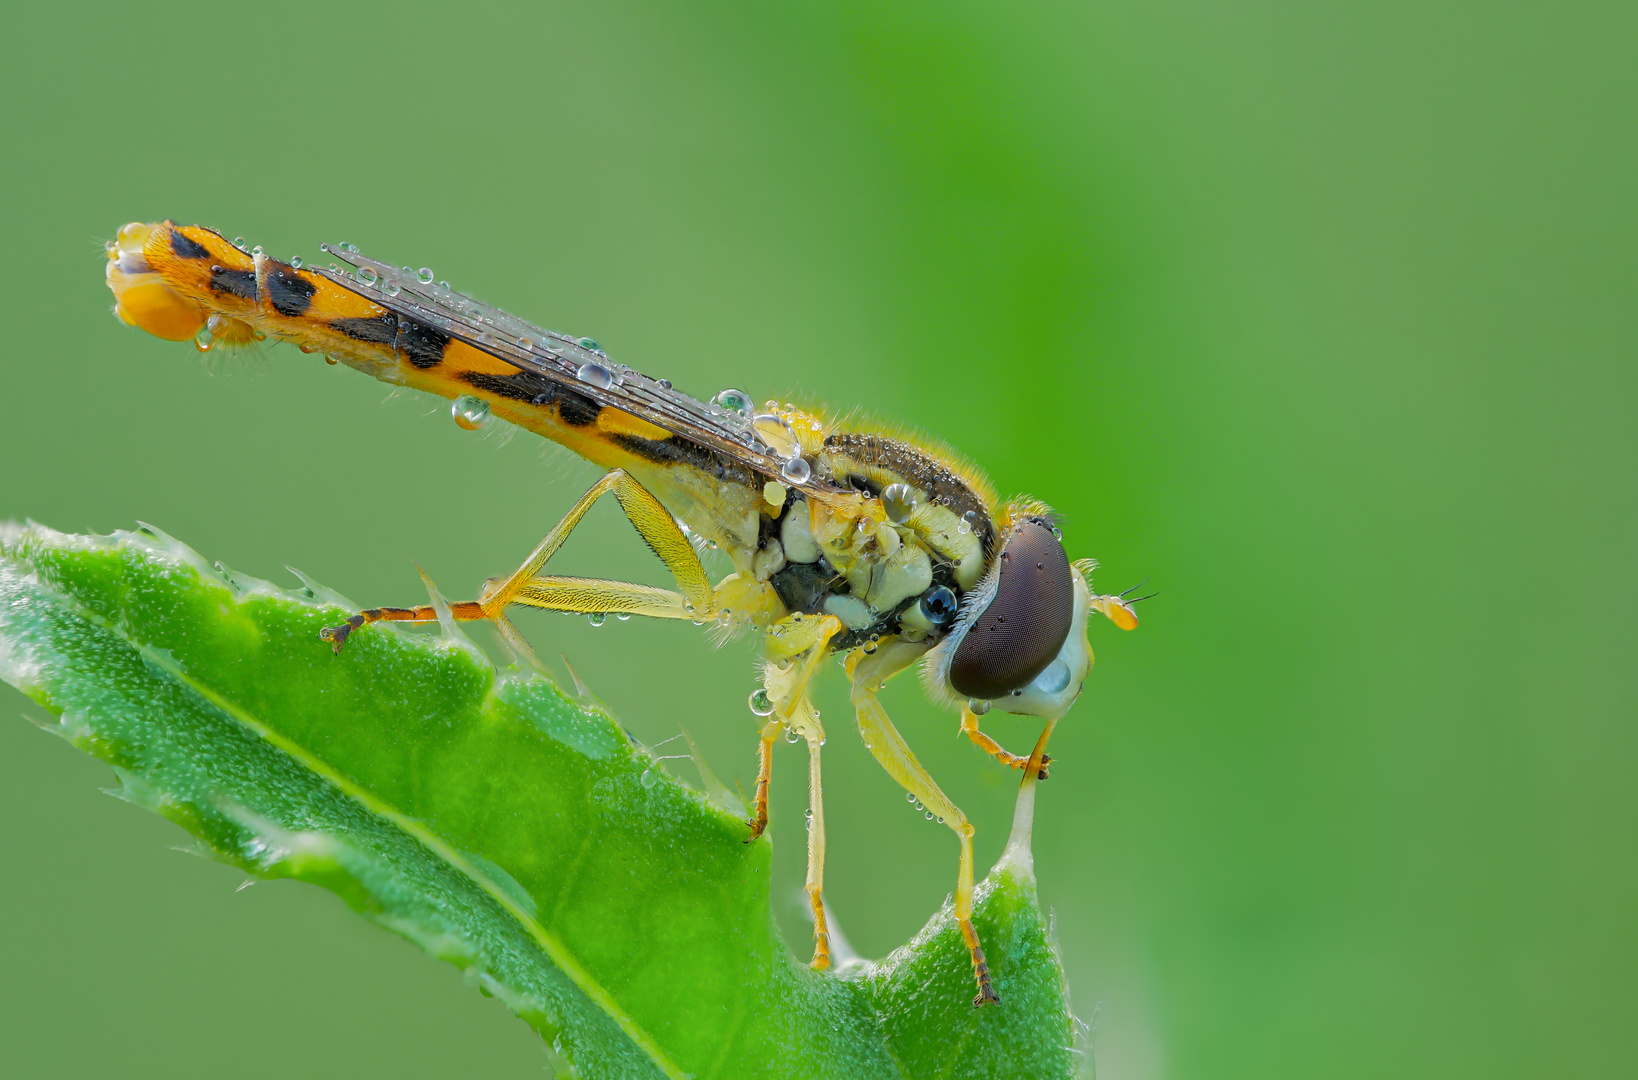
[948,519,1075,699]
[918,586,959,629]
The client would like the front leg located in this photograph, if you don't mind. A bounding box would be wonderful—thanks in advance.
[960,707,1051,779]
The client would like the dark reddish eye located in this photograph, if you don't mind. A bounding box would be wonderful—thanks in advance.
[948,519,1075,699]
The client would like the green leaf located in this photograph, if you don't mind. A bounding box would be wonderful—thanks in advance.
[0,524,1083,1080]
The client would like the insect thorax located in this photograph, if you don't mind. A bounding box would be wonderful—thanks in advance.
[747,432,996,651]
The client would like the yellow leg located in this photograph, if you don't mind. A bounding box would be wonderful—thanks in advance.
[321,469,712,650]
[747,613,842,969]
[847,639,998,1006]
[960,707,1052,779]
[746,719,781,841]
[801,715,830,970]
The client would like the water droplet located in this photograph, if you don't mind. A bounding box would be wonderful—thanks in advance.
[233,237,247,249]
[780,455,811,484]
[587,612,607,627]
[252,245,265,257]
[193,326,214,352]
[907,792,917,803]
[451,394,491,430]
[925,811,935,820]
[616,612,631,621]
[417,267,435,284]
[517,336,533,350]
[341,242,357,253]
[919,586,959,628]
[356,267,378,286]
[577,362,615,389]
[882,482,917,524]
[862,640,878,654]
[640,768,656,788]
[749,688,774,716]
[438,280,451,290]
[576,337,600,351]
[324,355,339,365]
[936,816,945,824]
[1033,659,1072,694]
[657,378,672,389]
[956,520,970,535]
[289,256,303,268]
[713,388,753,415]
[752,413,799,458]
[384,279,401,296]
[968,698,991,716]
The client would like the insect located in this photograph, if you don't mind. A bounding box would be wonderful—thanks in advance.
[104,220,1142,1006]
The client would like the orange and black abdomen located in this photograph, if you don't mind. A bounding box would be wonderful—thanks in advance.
[109,222,762,522]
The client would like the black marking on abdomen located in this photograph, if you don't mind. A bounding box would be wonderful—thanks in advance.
[610,431,760,486]
[332,314,399,344]
[459,370,603,426]
[398,319,449,369]
[266,265,316,316]
[170,231,210,259]
[210,266,258,300]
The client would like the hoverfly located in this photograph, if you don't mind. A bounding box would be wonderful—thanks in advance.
[104,220,1141,1006]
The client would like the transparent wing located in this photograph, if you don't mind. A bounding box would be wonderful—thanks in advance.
[313,243,842,497]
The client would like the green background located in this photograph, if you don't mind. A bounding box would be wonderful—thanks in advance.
[1,1,1631,1077]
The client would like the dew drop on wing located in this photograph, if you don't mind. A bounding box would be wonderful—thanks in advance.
[417,267,435,284]
[384,280,401,296]
[577,362,615,389]
[781,455,812,484]
[290,256,303,268]
[577,337,600,351]
[587,612,607,627]
[713,388,753,416]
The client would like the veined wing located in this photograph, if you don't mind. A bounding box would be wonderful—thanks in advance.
[314,243,844,500]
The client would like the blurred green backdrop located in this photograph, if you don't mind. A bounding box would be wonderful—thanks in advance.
[1,1,1631,1077]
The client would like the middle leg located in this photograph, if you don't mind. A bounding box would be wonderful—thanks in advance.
[847,639,999,1006]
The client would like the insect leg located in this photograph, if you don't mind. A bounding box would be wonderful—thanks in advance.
[799,704,830,970]
[748,613,842,966]
[960,706,1051,779]
[846,639,999,1006]
[321,469,711,651]
[746,719,781,842]
[747,612,842,840]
